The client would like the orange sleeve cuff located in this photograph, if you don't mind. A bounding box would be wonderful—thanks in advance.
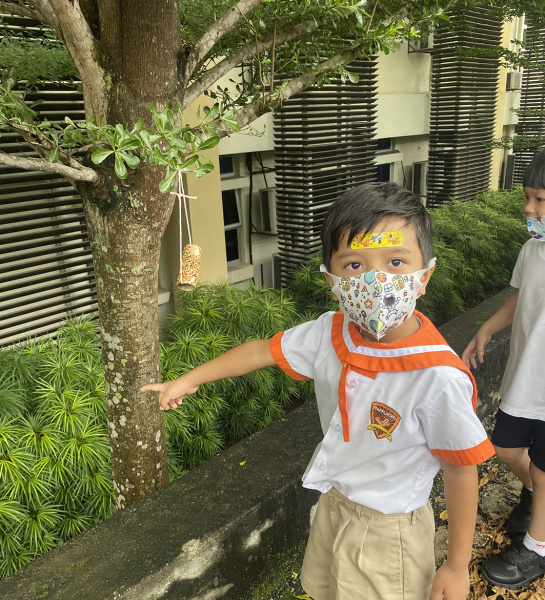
[269,332,310,381]
[431,438,495,466]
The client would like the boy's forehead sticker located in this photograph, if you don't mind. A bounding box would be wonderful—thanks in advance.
[350,231,404,249]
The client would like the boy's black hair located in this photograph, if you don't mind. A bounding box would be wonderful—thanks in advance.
[321,182,434,270]
[523,149,545,189]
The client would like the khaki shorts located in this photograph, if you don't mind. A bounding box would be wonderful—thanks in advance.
[300,487,435,600]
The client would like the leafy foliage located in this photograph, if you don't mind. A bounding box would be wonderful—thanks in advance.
[0,83,239,186]
[415,188,528,324]
[161,282,315,470]
[0,319,114,580]
[0,0,483,190]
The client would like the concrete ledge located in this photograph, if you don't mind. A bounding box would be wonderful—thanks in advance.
[0,290,514,600]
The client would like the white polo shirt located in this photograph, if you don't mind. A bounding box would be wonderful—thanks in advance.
[500,239,545,419]
[270,310,494,514]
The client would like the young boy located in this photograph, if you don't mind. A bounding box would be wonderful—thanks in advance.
[143,182,494,600]
[462,150,545,590]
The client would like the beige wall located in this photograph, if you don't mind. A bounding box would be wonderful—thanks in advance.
[490,21,514,190]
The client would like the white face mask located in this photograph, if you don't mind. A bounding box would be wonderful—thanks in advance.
[321,259,436,340]
[527,216,545,241]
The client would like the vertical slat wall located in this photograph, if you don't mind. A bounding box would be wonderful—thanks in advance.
[427,8,502,207]
[0,15,96,346]
[273,60,377,287]
[512,21,545,184]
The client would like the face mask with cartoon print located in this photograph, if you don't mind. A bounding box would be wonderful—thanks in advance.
[320,259,436,340]
[527,216,545,241]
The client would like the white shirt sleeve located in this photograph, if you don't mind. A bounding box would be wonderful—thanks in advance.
[419,372,490,464]
[510,241,529,289]
[272,312,335,380]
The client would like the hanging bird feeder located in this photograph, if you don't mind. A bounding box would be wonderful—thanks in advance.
[171,172,202,291]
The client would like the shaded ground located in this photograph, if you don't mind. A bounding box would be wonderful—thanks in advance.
[249,418,545,600]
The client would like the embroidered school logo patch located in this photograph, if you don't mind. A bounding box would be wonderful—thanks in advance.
[367,402,401,442]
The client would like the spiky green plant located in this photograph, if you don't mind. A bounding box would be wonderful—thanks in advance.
[0,318,115,579]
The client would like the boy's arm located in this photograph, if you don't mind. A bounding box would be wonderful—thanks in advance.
[462,291,518,369]
[141,339,276,410]
[429,462,478,600]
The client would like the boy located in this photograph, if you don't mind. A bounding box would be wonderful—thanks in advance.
[462,150,545,590]
[143,182,494,600]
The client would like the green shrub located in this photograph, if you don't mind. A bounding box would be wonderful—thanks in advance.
[417,188,527,323]
[0,188,528,579]
[161,282,316,476]
[0,319,114,579]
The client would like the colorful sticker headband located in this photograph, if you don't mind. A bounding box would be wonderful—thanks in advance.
[350,231,404,249]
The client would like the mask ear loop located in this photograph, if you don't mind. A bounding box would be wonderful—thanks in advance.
[170,172,201,291]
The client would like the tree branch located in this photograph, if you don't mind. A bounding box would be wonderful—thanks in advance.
[183,19,317,109]
[0,1,42,21]
[9,121,89,170]
[47,0,108,118]
[184,0,263,80]
[0,151,98,182]
[26,0,61,32]
[219,44,365,135]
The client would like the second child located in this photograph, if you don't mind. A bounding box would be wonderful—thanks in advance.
[462,150,545,590]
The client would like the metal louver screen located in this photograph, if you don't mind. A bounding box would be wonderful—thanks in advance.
[273,60,377,287]
[512,21,545,183]
[0,81,97,346]
[427,7,502,207]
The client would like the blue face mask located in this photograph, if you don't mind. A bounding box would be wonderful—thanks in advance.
[527,216,545,241]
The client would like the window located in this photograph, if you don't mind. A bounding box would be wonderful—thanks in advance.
[222,189,242,263]
[376,138,392,153]
[376,163,391,182]
[0,82,97,347]
[219,155,235,178]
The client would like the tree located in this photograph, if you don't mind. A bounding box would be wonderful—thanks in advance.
[0,0,510,509]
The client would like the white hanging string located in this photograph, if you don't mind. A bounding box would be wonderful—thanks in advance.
[170,171,197,266]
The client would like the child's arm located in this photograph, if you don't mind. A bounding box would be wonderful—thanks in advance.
[429,462,478,600]
[141,339,276,410]
[461,291,518,369]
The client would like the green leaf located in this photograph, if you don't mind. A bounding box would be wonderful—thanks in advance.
[178,154,199,171]
[90,149,113,164]
[114,153,128,179]
[120,152,140,169]
[118,137,141,152]
[159,169,177,193]
[348,72,359,84]
[196,135,220,152]
[195,162,215,178]
[220,110,240,131]
[203,105,219,123]
[172,136,188,149]
[48,147,59,163]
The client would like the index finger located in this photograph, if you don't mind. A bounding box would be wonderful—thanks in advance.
[140,383,163,393]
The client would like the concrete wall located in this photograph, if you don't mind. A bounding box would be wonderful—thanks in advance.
[0,290,514,600]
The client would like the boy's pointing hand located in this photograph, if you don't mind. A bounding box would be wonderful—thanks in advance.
[141,378,199,411]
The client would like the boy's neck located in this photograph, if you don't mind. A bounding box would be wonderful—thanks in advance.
[358,313,422,344]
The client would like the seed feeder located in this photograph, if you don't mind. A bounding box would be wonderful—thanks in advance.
[171,172,201,291]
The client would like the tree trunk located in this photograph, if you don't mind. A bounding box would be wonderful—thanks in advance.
[72,0,182,508]
[76,164,174,509]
